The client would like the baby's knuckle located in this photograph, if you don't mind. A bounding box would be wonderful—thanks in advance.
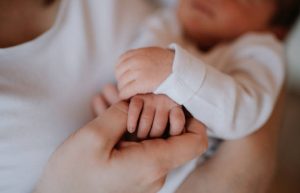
[131,96,143,104]
[130,58,142,67]
[141,110,154,121]
[119,89,129,99]
[133,71,142,80]
[140,115,151,123]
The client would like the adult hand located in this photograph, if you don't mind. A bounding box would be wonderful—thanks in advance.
[34,101,208,193]
[92,84,121,115]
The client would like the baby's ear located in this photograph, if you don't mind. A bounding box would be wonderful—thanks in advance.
[271,26,289,40]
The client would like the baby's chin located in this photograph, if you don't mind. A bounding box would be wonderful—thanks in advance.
[178,9,220,45]
[181,28,217,50]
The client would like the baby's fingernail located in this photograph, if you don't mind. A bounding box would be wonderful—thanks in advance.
[128,127,135,133]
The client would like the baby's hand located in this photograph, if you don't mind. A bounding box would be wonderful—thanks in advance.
[92,84,121,116]
[127,94,185,139]
[115,47,174,100]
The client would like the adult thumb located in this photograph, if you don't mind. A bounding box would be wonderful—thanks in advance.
[82,101,129,156]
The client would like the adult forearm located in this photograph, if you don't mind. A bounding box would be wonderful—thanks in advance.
[176,89,285,193]
[176,138,277,193]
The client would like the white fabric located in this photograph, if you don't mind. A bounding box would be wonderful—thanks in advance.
[133,9,285,140]
[1,1,193,193]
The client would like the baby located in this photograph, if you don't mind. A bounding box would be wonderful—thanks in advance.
[95,0,300,140]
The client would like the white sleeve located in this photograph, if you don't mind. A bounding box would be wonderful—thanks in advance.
[154,43,285,140]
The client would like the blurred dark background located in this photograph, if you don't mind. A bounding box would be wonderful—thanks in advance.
[269,18,300,193]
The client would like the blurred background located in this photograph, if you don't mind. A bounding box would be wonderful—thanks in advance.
[287,18,300,93]
[269,18,300,193]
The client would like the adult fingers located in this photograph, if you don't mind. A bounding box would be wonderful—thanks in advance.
[119,141,139,148]
[80,101,129,158]
[113,119,207,189]
[102,84,121,105]
[128,97,144,133]
[142,118,208,172]
[169,106,185,136]
[92,94,108,116]
[150,108,169,138]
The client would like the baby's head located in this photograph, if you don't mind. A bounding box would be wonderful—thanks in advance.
[178,0,300,48]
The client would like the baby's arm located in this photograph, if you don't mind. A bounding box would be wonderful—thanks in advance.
[114,47,188,139]
[153,42,285,140]
[127,94,185,139]
[115,36,285,140]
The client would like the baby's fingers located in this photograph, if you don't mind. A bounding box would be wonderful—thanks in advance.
[169,106,185,136]
[117,70,137,91]
[150,108,169,138]
[128,97,144,133]
[137,103,155,139]
[115,56,133,80]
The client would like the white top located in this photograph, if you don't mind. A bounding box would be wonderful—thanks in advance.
[131,9,286,140]
[0,1,200,193]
